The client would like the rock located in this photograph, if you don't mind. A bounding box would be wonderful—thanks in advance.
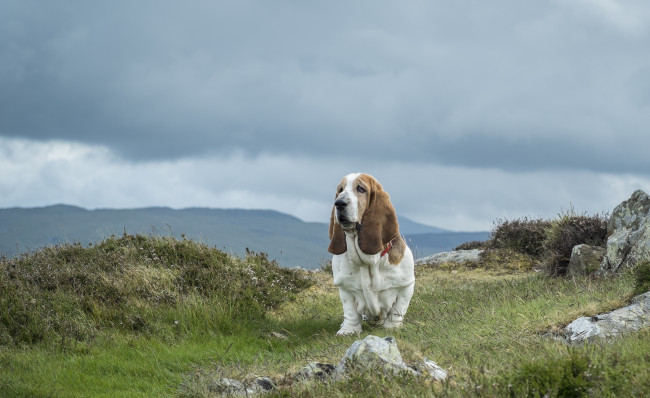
[563,291,650,344]
[207,378,248,396]
[415,249,483,266]
[206,376,275,396]
[334,335,414,378]
[249,377,276,394]
[294,362,335,382]
[332,335,447,382]
[600,190,650,274]
[567,244,606,276]
[412,358,448,381]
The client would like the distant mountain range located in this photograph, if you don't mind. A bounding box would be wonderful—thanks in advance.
[0,205,489,269]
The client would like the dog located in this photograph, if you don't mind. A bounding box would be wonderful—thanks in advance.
[328,173,415,335]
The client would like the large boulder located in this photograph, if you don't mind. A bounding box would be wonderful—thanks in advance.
[567,244,606,276]
[563,292,650,344]
[600,190,650,274]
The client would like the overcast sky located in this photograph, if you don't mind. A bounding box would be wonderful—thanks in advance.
[2,0,650,231]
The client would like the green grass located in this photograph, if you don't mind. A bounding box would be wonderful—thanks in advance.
[1,234,650,397]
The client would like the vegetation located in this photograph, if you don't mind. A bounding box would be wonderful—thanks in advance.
[453,211,608,276]
[542,212,608,276]
[0,234,312,347]
[633,260,650,296]
[1,215,649,397]
[487,217,551,257]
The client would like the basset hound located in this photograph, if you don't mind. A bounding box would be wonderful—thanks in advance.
[328,173,415,335]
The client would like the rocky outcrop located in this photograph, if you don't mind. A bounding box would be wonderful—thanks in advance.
[415,249,483,266]
[600,190,650,274]
[205,335,446,395]
[567,244,606,276]
[562,292,650,344]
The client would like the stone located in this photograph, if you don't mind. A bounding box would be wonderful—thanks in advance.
[600,190,650,274]
[563,291,650,344]
[415,249,483,266]
[294,362,335,382]
[334,335,416,378]
[249,377,276,394]
[207,378,247,396]
[206,376,275,396]
[412,358,448,381]
[567,244,606,276]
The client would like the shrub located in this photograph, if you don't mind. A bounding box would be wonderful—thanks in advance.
[0,234,313,346]
[633,260,650,296]
[543,213,607,276]
[489,217,552,257]
[454,240,488,251]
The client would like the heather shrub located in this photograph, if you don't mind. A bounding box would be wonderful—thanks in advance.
[489,217,551,257]
[543,213,608,276]
[454,240,488,251]
[0,234,313,346]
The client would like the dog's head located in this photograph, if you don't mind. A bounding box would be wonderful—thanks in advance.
[328,173,401,259]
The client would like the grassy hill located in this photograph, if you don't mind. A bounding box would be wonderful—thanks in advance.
[1,214,649,396]
[0,205,488,269]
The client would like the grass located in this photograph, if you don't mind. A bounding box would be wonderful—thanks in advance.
[1,233,650,397]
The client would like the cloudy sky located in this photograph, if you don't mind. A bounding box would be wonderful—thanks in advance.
[2,0,650,231]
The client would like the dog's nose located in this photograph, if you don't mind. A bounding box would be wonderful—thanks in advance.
[334,199,347,209]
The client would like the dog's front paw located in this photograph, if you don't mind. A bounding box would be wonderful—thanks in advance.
[382,320,403,329]
[336,324,362,336]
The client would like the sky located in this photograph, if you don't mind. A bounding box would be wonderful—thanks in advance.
[2,0,650,232]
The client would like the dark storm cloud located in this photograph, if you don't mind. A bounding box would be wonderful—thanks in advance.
[2,0,650,173]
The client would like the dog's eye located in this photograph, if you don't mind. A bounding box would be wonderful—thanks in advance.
[356,186,366,194]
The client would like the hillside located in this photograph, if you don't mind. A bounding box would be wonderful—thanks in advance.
[1,233,648,397]
[0,205,488,268]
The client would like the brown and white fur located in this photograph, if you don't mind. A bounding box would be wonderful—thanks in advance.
[328,173,415,335]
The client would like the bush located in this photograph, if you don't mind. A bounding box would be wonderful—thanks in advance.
[489,217,552,257]
[0,234,313,346]
[633,260,650,296]
[543,213,608,276]
[504,350,595,398]
[454,240,488,251]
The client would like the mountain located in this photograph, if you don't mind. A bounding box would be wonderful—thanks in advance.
[397,216,449,234]
[0,205,489,269]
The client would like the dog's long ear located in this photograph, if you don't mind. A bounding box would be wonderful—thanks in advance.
[357,175,401,256]
[328,206,347,254]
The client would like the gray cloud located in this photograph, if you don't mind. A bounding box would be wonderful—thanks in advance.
[2,1,650,230]
[2,1,650,172]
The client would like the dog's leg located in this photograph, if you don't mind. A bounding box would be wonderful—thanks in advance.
[383,283,414,329]
[337,289,363,335]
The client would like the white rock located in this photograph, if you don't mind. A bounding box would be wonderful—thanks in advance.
[564,292,650,344]
[334,335,414,378]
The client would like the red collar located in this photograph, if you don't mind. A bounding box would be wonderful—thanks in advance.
[380,238,397,257]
